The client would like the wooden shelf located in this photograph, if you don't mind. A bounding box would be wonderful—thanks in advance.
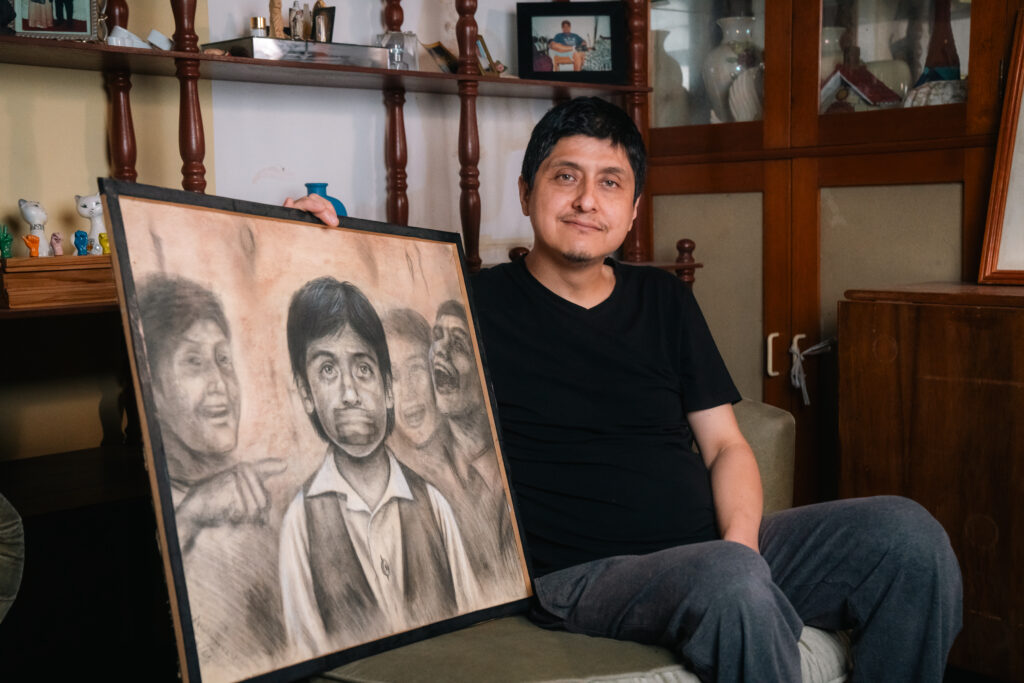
[0,35,643,99]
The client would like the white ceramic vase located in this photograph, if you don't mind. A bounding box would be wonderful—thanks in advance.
[651,29,690,127]
[702,16,761,124]
[819,26,844,84]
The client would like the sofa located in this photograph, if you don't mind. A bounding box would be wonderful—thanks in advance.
[313,399,852,683]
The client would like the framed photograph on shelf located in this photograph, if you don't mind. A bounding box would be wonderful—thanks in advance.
[980,10,1024,284]
[423,40,458,73]
[516,1,626,84]
[9,0,104,41]
[476,35,496,74]
[101,178,532,682]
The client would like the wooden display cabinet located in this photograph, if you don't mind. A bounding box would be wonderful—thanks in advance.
[838,284,1024,681]
[646,1,1022,504]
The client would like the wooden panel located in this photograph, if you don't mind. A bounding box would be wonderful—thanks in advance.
[838,296,1024,680]
[818,148,965,187]
[1,255,117,309]
[762,159,791,408]
[761,0,791,150]
[649,121,763,159]
[790,157,822,505]
[647,161,764,196]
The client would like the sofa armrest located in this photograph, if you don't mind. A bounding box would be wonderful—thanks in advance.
[733,399,796,514]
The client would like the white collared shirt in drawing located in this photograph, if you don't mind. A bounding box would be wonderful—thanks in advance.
[279,449,481,657]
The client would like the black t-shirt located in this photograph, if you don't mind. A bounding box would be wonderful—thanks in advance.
[472,258,741,576]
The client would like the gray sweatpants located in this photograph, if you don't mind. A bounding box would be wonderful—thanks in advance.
[532,496,962,683]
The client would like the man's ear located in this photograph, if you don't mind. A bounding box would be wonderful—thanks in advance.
[631,194,641,223]
[518,176,531,217]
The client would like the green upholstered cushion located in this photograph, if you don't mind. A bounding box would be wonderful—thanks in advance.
[313,615,850,683]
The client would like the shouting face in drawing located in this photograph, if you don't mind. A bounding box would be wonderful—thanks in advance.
[430,300,484,420]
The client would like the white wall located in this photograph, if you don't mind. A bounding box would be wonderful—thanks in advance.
[206,0,546,265]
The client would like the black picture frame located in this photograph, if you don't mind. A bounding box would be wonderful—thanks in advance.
[516,1,627,84]
[100,178,533,682]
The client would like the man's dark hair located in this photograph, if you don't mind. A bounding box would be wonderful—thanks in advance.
[287,277,393,441]
[521,96,647,202]
[137,274,231,389]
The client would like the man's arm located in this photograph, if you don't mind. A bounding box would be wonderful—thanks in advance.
[688,403,763,553]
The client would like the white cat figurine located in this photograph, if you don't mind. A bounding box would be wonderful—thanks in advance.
[76,194,106,256]
[18,199,50,257]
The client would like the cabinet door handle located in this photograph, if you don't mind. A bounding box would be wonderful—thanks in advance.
[766,332,781,377]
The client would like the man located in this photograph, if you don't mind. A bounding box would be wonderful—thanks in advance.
[287,98,962,681]
[469,97,963,682]
[138,274,286,675]
[277,277,479,657]
[548,20,588,71]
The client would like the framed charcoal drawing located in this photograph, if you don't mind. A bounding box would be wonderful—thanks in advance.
[516,1,626,84]
[11,0,103,41]
[981,10,1024,284]
[100,179,532,683]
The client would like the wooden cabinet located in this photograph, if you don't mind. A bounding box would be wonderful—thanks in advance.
[838,283,1024,681]
[647,2,1023,503]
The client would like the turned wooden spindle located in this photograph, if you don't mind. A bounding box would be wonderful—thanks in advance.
[621,0,650,263]
[104,70,137,182]
[455,0,482,272]
[170,0,206,192]
[508,246,530,262]
[382,1,408,224]
[103,0,136,182]
[385,87,409,225]
[383,0,403,32]
[674,238,703,288]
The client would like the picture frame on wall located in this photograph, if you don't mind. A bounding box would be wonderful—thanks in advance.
[516,1,627,84]
[9,0,103,41]
[101,178,533,682]
[980,10,1024,284]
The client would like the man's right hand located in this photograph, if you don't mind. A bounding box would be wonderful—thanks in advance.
[284,193,340,227]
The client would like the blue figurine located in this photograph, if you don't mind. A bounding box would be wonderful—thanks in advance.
[73,230,90,256]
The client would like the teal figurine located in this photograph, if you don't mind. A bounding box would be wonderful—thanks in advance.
[304,182,347,218]
[74,230,89,256]
[0,225,12,258]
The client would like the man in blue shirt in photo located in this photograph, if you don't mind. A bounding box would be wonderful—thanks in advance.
[549,20,588,71]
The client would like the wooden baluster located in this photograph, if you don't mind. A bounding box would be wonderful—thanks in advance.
[621,0,650,263]
[383,0,402,31]
[674,238,703,288]
[104,0,136,182]
[383,0,409,224]
[171,0,207,193]
[384,88,409,225]
[456,0,481,272]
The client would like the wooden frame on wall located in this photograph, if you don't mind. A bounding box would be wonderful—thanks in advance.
[101,179,532,682]
[980,10,1024,284]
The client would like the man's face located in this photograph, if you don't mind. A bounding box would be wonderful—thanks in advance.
[389,335,441,447]
[302,325,392,458]
[430,313,484,419]
[562,21,570,32]
[519,134,639,267]
[153,319,240,457]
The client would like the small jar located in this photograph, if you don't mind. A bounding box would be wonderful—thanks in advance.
[250,16,268,38]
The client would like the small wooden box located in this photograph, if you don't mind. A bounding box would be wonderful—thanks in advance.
[1,255,118,309]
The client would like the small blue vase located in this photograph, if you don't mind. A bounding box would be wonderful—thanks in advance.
[304,182,347,217]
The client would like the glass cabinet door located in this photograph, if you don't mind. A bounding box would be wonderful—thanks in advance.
[650,0,766,128]
[818,0,971,116]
